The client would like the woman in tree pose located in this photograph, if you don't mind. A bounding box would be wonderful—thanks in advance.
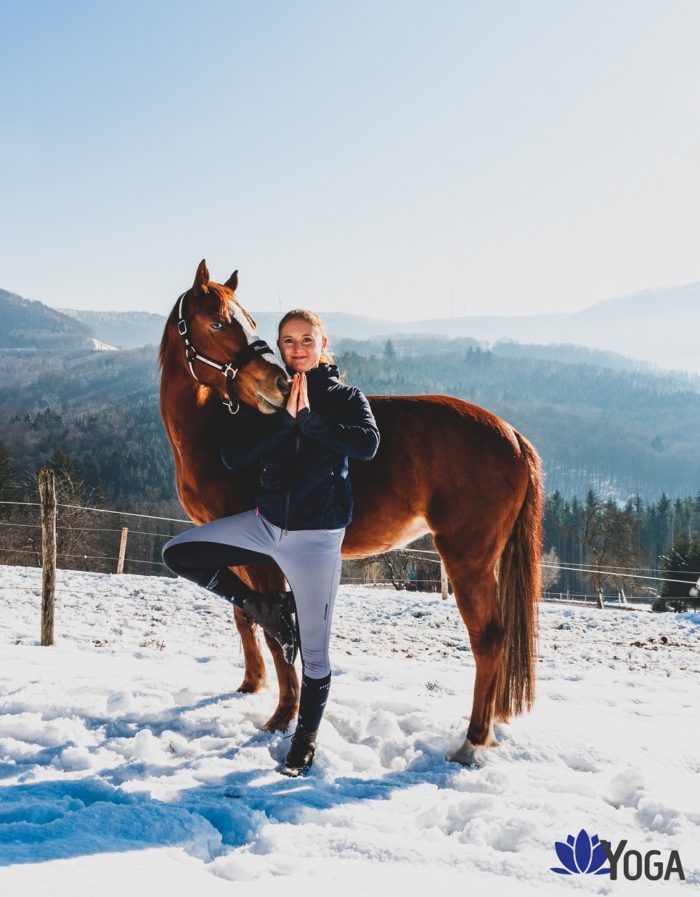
[163,309,380,776]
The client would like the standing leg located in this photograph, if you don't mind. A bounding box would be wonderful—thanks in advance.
[275,526,345,776]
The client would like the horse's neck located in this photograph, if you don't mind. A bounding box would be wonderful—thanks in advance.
[161,358,224,452]
[160,347,257,522]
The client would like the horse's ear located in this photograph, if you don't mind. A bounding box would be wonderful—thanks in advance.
[224,269,238,292]
[192,259,210,293]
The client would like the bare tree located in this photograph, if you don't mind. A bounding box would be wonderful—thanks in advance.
[380,551,413,591]
[540,546,560,593]
[582,491,645,608]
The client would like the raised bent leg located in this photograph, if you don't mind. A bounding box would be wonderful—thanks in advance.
[162,511,299,719]
[162,538,267,603]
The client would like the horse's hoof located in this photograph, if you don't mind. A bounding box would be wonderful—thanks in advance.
[237,678,265,694]
[446,739,490,766]
[261,708,295,732]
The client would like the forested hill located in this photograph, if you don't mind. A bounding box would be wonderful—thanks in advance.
[0,290,95,350]
[0,334,698,506]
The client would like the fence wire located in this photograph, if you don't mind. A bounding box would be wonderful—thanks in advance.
[1,498,698,587]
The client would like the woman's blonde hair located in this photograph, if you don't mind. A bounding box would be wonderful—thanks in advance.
[277,309,335,365]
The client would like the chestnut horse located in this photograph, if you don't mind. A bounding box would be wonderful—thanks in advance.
[159,261,543,764]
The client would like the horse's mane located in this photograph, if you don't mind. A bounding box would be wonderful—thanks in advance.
[158,299,181,370]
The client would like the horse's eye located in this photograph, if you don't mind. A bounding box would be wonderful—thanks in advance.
[210,320,224,331]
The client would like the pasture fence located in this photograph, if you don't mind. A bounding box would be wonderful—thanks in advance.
[0,496,452,591]
[1,494,699,648]
[37,469,56,646]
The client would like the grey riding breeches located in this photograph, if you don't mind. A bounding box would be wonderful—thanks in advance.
[162,508,345,678]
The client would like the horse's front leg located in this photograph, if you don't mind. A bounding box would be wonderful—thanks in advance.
[232,606,268,693]
[261,631,300,732]
[233,564,300,732]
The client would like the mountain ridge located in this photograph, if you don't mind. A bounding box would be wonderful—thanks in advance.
[0,289,94,350]
[5,279,700,373]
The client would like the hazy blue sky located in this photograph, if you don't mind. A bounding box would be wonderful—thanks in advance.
[2,0,699,319]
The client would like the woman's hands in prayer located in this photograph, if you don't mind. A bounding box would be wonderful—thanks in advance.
[285,372,310,419]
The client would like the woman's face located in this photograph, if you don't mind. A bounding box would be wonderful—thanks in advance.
[278,318,327,373]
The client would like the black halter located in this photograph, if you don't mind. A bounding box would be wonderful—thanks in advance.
[175,290,277,414]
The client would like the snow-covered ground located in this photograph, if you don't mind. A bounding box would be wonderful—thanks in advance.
[0,564,698,896]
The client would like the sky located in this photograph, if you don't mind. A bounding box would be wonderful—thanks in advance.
[1,0,700,319]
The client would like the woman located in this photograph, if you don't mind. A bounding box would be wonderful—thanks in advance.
[162,309,380,776]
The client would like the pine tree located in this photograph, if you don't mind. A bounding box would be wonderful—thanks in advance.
[0,441,17,502]
[660,533,700,598]
[48,450,77,481]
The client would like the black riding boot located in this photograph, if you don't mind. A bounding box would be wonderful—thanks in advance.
[201,569,297,663]
[279,670,331,776]
[281,727,318,777]
[239,589,298,665]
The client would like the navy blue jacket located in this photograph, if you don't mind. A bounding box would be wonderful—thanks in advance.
[221,363,380,530]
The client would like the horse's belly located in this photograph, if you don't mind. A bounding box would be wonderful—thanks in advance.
[341,514,428,558]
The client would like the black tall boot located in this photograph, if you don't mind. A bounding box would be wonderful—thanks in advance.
[281,727,318,777]
[239,590,298,665]
[205,570,298,665]
[279,670,331,776]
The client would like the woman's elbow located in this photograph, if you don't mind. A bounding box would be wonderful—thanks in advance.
[352,431,380,461]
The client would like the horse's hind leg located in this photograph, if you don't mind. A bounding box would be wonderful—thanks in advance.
[434,535,505,765]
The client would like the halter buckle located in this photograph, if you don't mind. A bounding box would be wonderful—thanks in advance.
[177,319,188,336]
[222,363,238,379]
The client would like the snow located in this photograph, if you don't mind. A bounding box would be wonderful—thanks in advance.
[89,338,118,351]
[0,564,698,895]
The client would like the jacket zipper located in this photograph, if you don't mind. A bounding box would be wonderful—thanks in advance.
[283,432,301,535]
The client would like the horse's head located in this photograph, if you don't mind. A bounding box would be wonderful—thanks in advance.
[161,260,290,414]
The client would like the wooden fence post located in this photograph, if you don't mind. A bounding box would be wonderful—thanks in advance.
[440,560,449,600]
[38,468,56,646]
[116,527,128,574]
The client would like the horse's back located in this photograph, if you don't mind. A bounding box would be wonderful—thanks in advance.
[365,393,524,459]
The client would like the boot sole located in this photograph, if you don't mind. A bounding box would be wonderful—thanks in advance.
[279,763,311,777]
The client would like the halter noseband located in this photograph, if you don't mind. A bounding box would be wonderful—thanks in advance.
[175,290,276,414]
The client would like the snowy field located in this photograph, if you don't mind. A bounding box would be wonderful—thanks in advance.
[0,563,698,896]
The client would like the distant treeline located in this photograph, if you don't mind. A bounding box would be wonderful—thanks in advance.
[544,488,700,602]
[0,341,699,504]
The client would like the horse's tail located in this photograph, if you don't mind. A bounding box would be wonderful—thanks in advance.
[494,431,543,719]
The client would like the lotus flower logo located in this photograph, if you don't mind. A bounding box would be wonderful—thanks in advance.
[551,829,610,875]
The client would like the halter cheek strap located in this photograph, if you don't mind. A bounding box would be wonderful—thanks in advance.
[175,290,276,414]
